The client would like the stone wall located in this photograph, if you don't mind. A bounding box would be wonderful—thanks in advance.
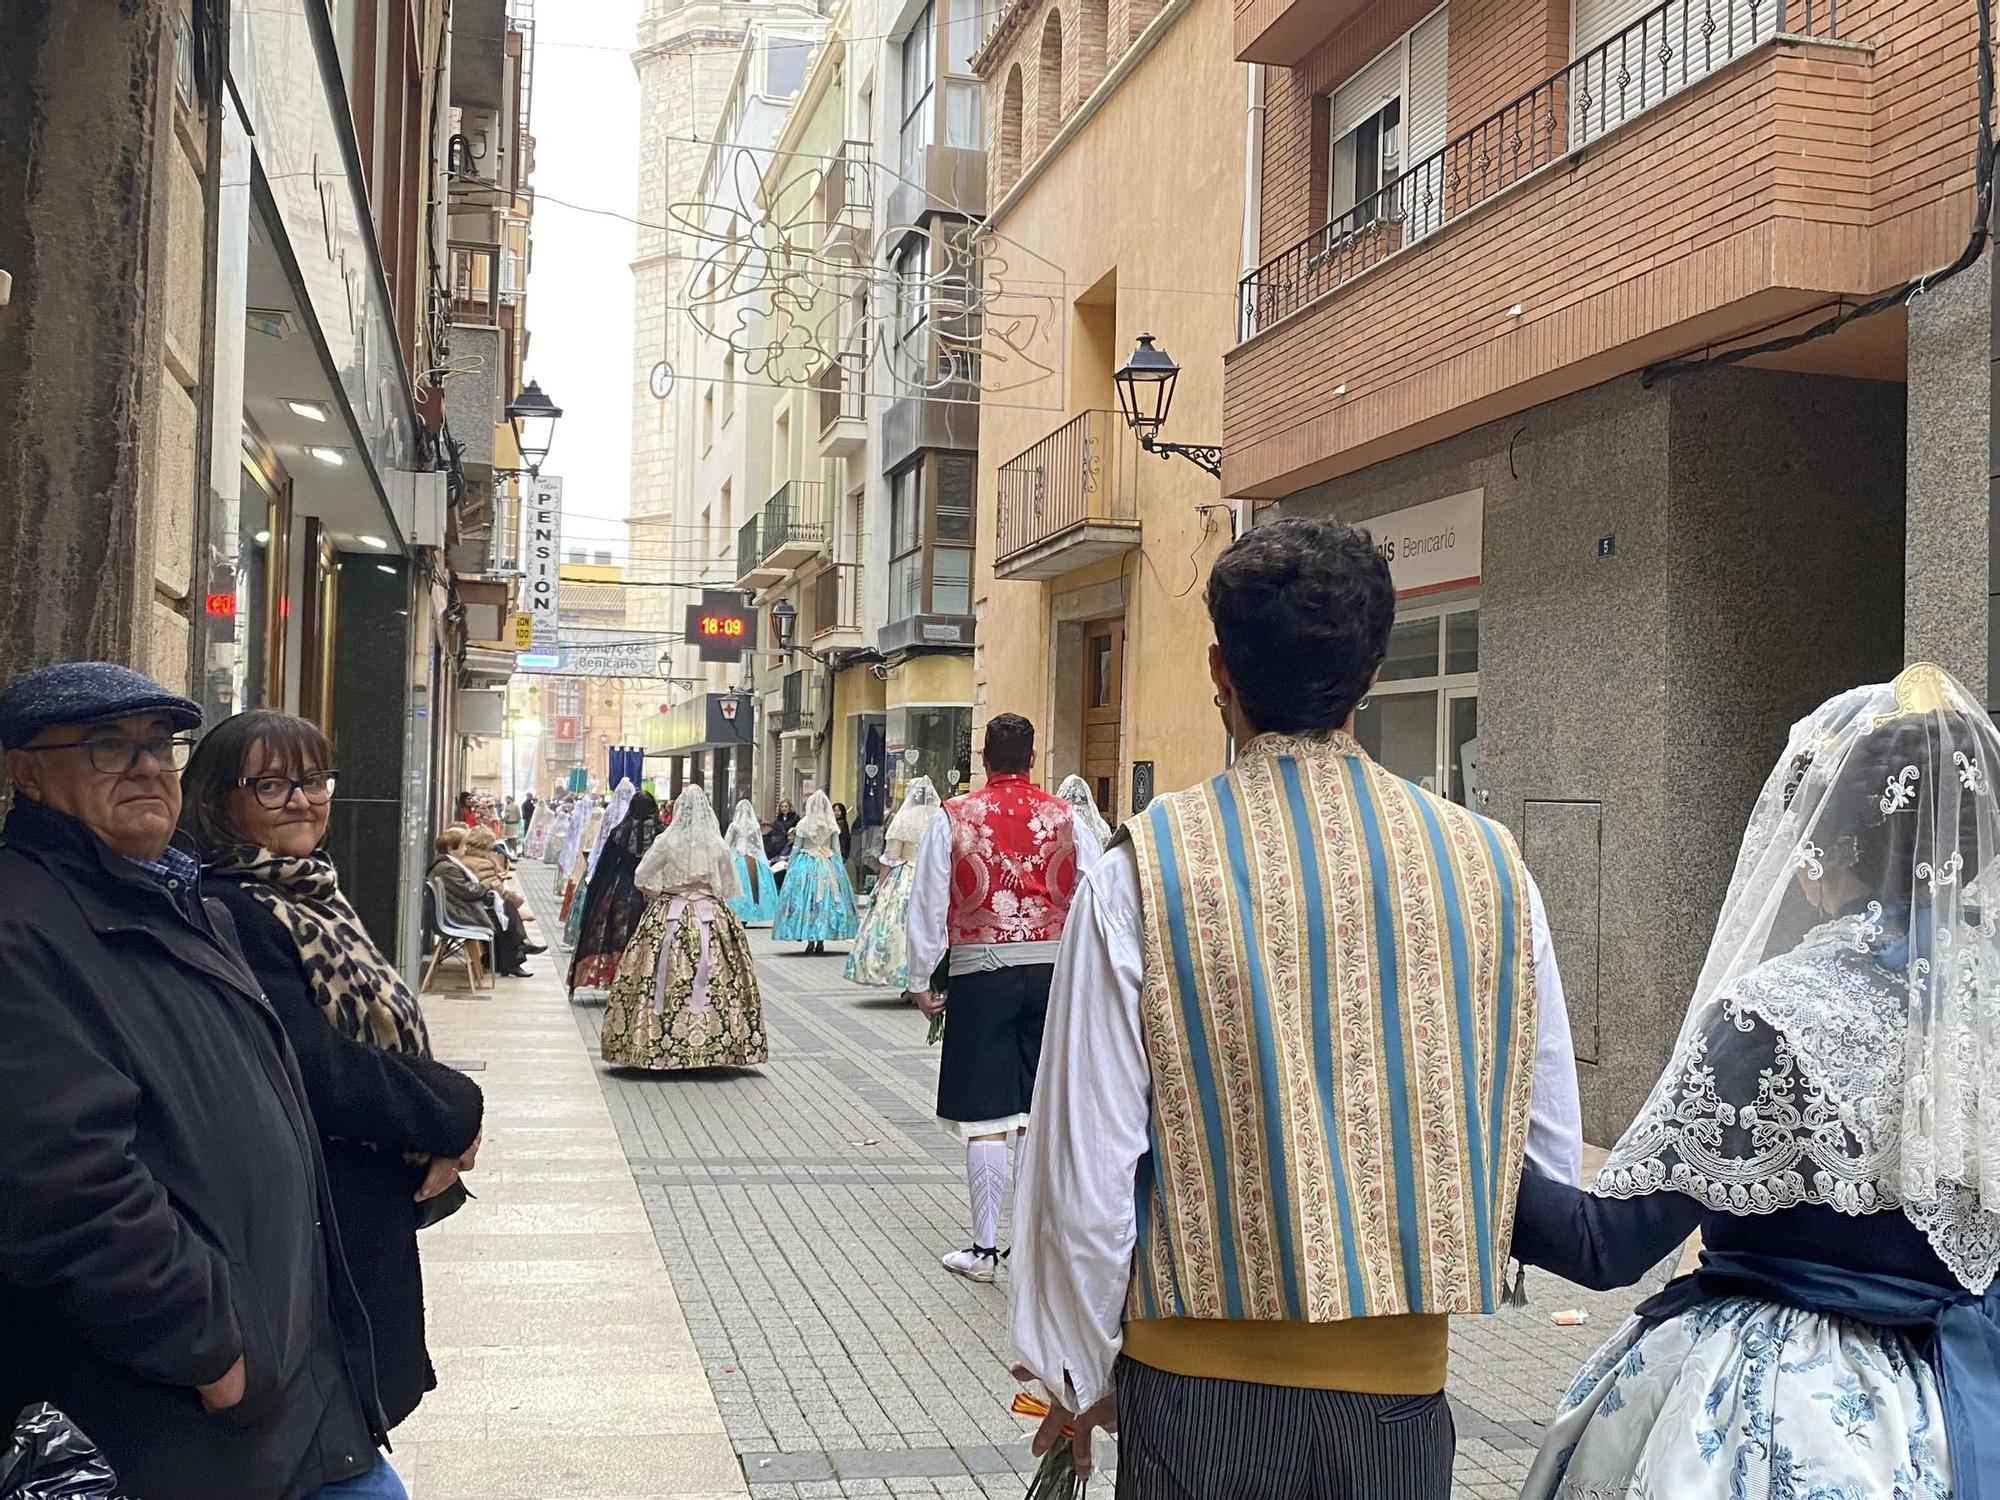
[1279,367,1906,1142]
[0,0,208,694]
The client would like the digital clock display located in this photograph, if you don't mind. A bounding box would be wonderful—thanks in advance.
[685,600,757,662]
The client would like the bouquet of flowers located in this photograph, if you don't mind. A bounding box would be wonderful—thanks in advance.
[1011,1393,1086,1499]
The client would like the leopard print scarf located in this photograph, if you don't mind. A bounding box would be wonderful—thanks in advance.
[208,847,433,1057]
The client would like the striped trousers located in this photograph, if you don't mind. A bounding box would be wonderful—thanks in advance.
[1114,1358,1455,1500]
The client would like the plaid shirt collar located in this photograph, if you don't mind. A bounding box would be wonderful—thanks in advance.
[119,843,204,921]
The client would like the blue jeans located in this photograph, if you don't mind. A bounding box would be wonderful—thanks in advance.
[302,1458,408,1500]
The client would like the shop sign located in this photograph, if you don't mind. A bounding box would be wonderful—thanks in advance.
[553,715,581,742]
[1368,489,1482,598]
[522,476,563,647]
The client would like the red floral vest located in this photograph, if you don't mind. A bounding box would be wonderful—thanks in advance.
[944,774,1081,946]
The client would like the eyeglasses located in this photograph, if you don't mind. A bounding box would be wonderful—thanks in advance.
[22,735,198,775]
[237,771,340,809]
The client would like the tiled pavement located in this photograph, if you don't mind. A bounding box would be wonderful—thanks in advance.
[514,863,1664,1500]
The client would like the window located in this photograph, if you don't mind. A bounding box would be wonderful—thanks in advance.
[765,34,812,98]
[721,351,736,423]
[889,463,926,621]
[945,0,982,148]
[1326,7,1448,233]
[892,235,929,386]
[1331,98,1401,226]
[887,454,976,623]
[899,3,935,177]
[703,387,716,451]
[1350,602,1479,804]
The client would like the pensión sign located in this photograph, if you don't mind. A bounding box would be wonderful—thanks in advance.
[521,476,563,648]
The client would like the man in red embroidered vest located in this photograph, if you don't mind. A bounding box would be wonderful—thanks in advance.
[905,714,1104,1283]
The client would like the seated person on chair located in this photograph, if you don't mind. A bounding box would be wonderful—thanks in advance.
[429,829,530,976]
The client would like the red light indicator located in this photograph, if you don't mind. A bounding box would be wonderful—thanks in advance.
[205,594,238,618]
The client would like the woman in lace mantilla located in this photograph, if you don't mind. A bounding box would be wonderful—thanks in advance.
[1514,664,2000,1500]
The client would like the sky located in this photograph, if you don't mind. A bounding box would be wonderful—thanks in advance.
[523,1,643,561]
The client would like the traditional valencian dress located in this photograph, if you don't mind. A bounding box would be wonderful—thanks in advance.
[1010,730,1580,1498]
[724,800,779,927]
[1511,665,2000,1500]
[844,777,941,990]
[601,785,767,1071]
[906,769,1107,1282]
[1056,772,1112,847]
[771,791,859,947]
[567,793,661,995]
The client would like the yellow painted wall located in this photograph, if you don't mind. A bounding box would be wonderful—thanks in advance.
[829,666,888,808]
[886,652,972,709]
[973,0,1241,811]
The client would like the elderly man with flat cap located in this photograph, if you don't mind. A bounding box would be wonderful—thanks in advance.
[0,663,396,1500]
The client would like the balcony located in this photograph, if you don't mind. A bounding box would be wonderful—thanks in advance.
[994,410,1140,582]
[733,481,829,589]
[1235,0,1366,66]
[778,669,815,736]
[815,358,866,458]
[1224,0,1869,497]
[811,562,865,649]
[821,139,873,259]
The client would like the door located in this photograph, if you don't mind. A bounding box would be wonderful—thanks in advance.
[1446,687,1479,807]
[1082,618,1125,823]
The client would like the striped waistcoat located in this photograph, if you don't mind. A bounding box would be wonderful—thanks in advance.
[1124,731,1537,1325]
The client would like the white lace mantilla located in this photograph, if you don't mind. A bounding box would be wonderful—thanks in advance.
[1594,916,2000,1293]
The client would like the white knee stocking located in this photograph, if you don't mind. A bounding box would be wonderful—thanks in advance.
[967,1139,1007,1251]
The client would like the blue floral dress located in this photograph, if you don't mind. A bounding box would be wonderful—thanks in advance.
[729,847,779,927]
[844,857,918,987]
[1520,1294,1952,1499]
[772,822,859,943]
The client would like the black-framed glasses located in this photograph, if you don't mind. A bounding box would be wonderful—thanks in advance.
[23,734,198,775]
[237,771,340,809]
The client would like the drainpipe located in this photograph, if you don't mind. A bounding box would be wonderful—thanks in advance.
[1232,62,1266,537]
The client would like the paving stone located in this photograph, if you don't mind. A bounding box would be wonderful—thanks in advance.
[517,863,1656,1498]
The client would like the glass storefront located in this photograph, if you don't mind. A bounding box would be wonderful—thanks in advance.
[886,704,972,803]
[1352,600,1479,805]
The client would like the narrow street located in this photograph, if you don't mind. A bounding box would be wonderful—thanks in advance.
[384,867,1665,1500]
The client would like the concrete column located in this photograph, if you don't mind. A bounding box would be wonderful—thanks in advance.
[1906,248,1993,700]
[0,0,182,680]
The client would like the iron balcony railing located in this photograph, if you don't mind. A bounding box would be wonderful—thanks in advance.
[778,669,813,733]
[1238,0,1833,341]
[822,139,874,252]
[448,240,502,326]
[996,410,1134,563]
[812,562,861,638]
[736,516,762,582]
[758,480,828,562]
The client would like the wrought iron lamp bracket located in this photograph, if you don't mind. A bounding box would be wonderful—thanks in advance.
[1140,436,1224,479]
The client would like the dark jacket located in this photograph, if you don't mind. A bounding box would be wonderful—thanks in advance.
[206,877,485,1429]
[428,855,495,932]
[0,797,384,1500]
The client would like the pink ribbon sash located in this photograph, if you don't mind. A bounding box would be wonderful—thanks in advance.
[654,895,716,1014]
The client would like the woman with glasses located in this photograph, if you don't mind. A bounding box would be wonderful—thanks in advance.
[180,711,486,1457]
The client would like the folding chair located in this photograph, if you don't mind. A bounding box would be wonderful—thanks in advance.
[421,878,492,992]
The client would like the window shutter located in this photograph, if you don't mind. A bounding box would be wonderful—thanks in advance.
[1402,7,1450,239]
[1571,0,1655,55]
[1330,42,1405,142]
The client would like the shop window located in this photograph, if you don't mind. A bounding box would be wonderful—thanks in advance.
[888,703,973,802]
[1352,602,1479,804]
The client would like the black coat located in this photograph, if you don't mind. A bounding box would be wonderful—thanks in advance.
[206,878,485,1430]
[0,798,382,1500]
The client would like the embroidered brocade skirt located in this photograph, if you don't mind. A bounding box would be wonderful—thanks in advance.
[1520,1294,1952,1500]
[601,892,768,1071]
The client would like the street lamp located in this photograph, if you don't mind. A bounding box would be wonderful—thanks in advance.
[1113,334,1222,479]
[505,379,564,476]
[771,598,799,653]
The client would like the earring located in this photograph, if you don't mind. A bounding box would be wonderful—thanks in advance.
[1213,693,1230,708]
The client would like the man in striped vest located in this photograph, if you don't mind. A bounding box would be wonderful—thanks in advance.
[1010,519,1582,1497]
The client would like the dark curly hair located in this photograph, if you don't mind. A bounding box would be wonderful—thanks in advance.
[1205,518,1397,734]
[982,713,1036,774]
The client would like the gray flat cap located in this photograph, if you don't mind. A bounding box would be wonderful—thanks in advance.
[0,662,203,750]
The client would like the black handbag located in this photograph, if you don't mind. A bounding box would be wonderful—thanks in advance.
[414,1177,472,1230]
